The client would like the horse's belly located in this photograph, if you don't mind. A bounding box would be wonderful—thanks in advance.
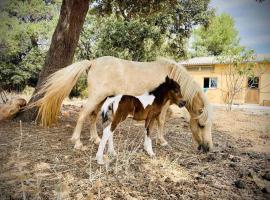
[89,59,169,96]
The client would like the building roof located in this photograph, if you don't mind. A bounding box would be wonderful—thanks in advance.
[180,54,270,66]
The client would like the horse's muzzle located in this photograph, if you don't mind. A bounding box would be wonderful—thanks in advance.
[198,144,210,153]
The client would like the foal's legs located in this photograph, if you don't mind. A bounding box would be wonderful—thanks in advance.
[157,102,171,146]
[96,123,113,164]
[108,133,116,156]
[144,117,156,156]
[71,97,103,149]
[96,109,128,164]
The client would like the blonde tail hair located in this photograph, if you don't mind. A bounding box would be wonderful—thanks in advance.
[29,60,92,127]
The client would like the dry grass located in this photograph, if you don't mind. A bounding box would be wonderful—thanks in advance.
[0,104,270,199]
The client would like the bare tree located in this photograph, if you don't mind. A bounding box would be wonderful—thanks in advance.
[219,50,256,111]
[20,0,90,121]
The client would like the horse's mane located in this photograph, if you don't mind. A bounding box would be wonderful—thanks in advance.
[157,58,212,125]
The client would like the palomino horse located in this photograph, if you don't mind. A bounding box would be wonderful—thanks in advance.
[31,56,213,152]
[96,76,186,164]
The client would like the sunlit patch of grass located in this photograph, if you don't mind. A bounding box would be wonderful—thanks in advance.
[143,156,190,182]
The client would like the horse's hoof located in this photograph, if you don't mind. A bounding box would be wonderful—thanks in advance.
[158,138,168,146]
[90,136,101,144]
[160,141,168,146]
[94,137,101,144]
[74,141,83,150]
[108,150,117,156]
[70,137,76,143]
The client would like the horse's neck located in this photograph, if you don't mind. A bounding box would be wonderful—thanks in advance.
[185,92,205,117]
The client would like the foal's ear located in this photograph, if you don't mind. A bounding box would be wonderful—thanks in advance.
[165,76,170,83]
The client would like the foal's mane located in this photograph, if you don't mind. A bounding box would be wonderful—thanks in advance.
[149,79,175,103]
[157,58,212,125]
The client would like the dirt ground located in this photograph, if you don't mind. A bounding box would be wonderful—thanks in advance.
[0,104,270,200]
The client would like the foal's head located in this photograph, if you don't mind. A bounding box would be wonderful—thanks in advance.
[163,76,186,107]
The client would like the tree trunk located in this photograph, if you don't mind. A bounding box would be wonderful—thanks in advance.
[19,0,90,121]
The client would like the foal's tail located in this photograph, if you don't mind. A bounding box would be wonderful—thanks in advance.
[101,110,109,123]
[30,60,92,127]
[100,95,118,123]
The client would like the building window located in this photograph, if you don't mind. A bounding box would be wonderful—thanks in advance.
[204,77,217,89]
[248,77,259,89]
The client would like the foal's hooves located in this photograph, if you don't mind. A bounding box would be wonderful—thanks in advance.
[97,159,105,165]
[96,156,105,165]
[148,152,156,158]
[108,150,117,157]
[145,149,156,157]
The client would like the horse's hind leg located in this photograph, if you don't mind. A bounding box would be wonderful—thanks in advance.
[89,102,103,144]
[71,97,102,149]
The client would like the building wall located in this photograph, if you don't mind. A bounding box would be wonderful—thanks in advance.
[186,62,270,106]
[258,63,270,106]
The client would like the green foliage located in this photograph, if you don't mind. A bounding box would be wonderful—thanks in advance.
[75,1,214,95]
[80,0,214,60]
[69,74,88,98]
[1,0,213,96]
[191,13,241,57]
[80,15,166,61]
[0,0,59,90]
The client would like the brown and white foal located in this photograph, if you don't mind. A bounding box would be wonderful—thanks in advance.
[96,77,186,164]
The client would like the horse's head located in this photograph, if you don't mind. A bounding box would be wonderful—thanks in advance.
[188,93,213,153]
[164,76,186,108]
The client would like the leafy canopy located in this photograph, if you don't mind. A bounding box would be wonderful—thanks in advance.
[191,13,241,57]
[0,0,59,90]
[87,0,214,60]
[1,0,213,93]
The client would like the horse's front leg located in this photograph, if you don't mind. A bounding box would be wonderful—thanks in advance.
[71,97,102,149]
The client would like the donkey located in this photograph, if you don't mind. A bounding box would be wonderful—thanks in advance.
[31,56,213,152]
[95,77,186,164]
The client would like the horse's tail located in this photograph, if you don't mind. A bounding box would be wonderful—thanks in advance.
[30,60,92,127]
